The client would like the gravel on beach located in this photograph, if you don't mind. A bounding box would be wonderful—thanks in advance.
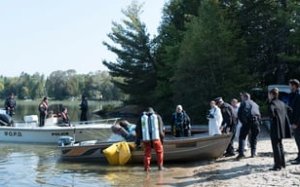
[140,126,300,187]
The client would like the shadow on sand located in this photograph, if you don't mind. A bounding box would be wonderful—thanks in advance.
[156,163,272,187]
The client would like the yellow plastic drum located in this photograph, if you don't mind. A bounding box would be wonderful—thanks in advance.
[103,141,132,165]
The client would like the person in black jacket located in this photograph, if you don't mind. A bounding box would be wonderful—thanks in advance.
[268,88,292,171]
[288,79,300,165]
[171,105,191,137]
[4,93,16,117]
[80,94,88,122]
[215,97,236,157]
[236,92,261,160]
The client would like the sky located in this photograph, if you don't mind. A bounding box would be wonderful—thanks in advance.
[0,0,167,77]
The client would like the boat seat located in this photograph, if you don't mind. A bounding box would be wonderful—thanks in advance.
[24,115,38,124]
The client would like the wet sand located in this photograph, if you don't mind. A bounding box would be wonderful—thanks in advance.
[140,127,300,187]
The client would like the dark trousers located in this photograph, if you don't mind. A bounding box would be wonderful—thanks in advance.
[80,111,88,121]
[238,120,260,156]
[39,113,46,127]
[294,129,300,159]
[271,137,285,168]
[175,129,191,137]
[225,125,236,154]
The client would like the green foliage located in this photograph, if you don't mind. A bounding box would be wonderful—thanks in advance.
[154,0,202,114]
[102,1,156,106]
[172,0,252,122]
[0,70,124,101]
[232,0,300,84]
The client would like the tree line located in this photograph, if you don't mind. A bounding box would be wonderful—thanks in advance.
[103,0,300,123]
[0,70,125,101]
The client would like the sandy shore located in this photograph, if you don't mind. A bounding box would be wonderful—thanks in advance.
[137,126,300,187]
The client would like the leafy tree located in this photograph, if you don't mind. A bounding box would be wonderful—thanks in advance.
[102,1,156,105]
[46,70,69,100]
[29,73,46,99]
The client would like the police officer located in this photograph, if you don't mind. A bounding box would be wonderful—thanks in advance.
[38,97,48,127]
[4,93,16,117]
[236,92,261,160]
[136,107,164,172]
[171,105,191,137]
[268,88,292,170]
[288,79,300,165]
[215,97,236,157]
[80,94,88,122]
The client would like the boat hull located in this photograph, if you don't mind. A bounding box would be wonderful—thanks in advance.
[60,133,232,163]
[0,124,113,144]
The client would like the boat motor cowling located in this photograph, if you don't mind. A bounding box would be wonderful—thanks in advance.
[58,136,74,146]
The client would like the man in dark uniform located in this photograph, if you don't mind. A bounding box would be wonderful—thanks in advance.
[4,93,16,117]
[80,94,88,122]
[215,97,236,157]
[268,88,292,170]
[288,79,300,165]
[171,105,191,137]
[236,92,261,160]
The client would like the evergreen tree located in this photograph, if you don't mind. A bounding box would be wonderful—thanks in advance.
[102,1,156,105]
[235,0,300,84]
[173,0,251,122]
[154,0,202,114]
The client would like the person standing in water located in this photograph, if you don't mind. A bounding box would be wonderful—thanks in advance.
[136,107,164,172]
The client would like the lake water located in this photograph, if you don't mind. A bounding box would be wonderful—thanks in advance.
[0,142,179,187]
[0,101,178,187]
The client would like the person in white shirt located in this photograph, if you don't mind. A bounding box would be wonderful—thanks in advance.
[207,100,223,136]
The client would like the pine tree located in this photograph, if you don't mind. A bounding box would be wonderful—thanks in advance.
[103,2,156,105]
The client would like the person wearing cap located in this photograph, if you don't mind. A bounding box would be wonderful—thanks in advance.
[288,79,300,165]
[38,97,48,127]
[236,92,261,160]
[171,105,191,137]
[268,88,292,171]
[79,94,88,122]
[215,97,236,157]
[135,107,164,171]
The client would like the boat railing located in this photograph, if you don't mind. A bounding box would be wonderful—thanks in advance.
[71,118,120,126]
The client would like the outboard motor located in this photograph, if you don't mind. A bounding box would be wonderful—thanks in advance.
[58,136,74,146]
[0,113,13,126]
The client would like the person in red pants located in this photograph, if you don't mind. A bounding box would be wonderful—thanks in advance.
[136,107,164,172]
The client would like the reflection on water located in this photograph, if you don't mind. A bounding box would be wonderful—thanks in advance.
[0,102,178,186]
[0,144,176,186]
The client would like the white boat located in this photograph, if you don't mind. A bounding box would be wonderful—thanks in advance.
[0,114,118,144]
